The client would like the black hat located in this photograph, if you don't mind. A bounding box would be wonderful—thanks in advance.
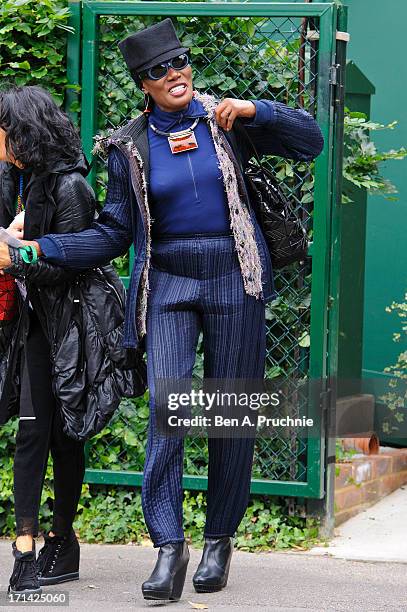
[118,18,189,80]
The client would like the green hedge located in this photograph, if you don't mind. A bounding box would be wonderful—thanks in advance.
[0,0,71,103]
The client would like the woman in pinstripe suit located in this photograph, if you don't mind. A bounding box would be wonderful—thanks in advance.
[21,18,323,602]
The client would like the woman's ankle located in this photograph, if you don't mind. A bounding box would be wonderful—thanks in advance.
[15,535,34,553]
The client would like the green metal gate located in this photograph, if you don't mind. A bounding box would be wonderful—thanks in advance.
[67,1,347,500]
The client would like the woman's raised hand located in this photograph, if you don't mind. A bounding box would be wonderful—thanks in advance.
[214,98,256,131]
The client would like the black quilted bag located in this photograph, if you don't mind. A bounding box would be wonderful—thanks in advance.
[235,121,309,268]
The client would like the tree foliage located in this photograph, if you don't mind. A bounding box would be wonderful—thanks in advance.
[0,0,71,104]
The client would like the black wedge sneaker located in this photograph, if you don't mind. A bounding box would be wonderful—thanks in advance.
[142,541,190,601]
[192,536,233,593]
[8,541,42,595]
[37,530,80,586]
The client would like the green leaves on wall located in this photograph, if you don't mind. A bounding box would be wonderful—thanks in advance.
[0,0,70,104]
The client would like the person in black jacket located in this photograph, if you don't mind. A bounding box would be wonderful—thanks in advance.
[0,85,97,595]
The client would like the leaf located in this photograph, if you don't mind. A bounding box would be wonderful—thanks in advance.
[8,60,31,70]
[267,74,283,88]
[300,192,313,204]
[298,332,310,348]
[190,47,205,55]
[124,430,139,447]
[32,67,48,79]
[14,23,32,34]
[188,603,209,610]
[218,77,238,91]
[275,168,286,180]
[0,24,15,35]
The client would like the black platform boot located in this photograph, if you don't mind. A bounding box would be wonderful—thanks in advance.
[142,541,190,601]
[192,537,233,593]
[37,530,80,586]
[8,541,41,595]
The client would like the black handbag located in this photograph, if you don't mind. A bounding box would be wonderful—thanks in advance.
[234,121,309,268]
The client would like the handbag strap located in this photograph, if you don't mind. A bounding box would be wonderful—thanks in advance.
[233,118,266,170]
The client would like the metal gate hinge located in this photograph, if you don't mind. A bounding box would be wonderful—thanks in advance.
[329,64,339,86]
[320,388,331,413]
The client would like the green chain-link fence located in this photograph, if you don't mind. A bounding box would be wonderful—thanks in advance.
[69,1,346,498]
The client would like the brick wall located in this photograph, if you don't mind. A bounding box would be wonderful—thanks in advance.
[335,448,407,525]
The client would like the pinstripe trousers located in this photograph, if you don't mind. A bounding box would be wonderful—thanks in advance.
[143,235,266,547]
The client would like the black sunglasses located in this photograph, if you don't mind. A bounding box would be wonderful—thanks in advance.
[138,53,190,81]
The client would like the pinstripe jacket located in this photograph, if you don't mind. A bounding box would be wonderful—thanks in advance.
[39,93,324,349]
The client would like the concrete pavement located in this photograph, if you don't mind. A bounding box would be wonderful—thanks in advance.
[1,539,407,611]
[310,486,407,563]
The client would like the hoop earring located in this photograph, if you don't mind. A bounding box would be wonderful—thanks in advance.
[143,92,152,113]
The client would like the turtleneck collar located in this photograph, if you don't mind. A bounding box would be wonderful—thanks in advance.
[148,92,207,131]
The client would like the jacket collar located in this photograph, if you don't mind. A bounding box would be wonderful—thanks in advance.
[148,94,207,132]
[93,92,236,190]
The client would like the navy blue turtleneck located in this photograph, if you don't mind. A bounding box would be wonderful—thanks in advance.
[147,95,231,236]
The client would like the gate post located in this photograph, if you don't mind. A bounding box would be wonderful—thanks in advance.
[337,62,375,398]
[308,5,349,537]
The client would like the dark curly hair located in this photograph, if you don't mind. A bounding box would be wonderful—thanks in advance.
[0,84,82,173]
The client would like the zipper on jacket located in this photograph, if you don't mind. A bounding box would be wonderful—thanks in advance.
[187,153,199,202]
[73,280,86,374]
[99,269,125,311]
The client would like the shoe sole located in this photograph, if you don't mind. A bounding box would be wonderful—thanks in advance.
[142,588,184,602]
[193,582,226,593]
[9,587,42,595]
[38,572,79,586]
[142,589,173,601]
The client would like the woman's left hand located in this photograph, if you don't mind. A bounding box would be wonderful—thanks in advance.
[214,98,256,131]
[0,242,11,270]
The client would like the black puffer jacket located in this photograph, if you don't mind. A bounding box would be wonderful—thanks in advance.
[0,158,146,440]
